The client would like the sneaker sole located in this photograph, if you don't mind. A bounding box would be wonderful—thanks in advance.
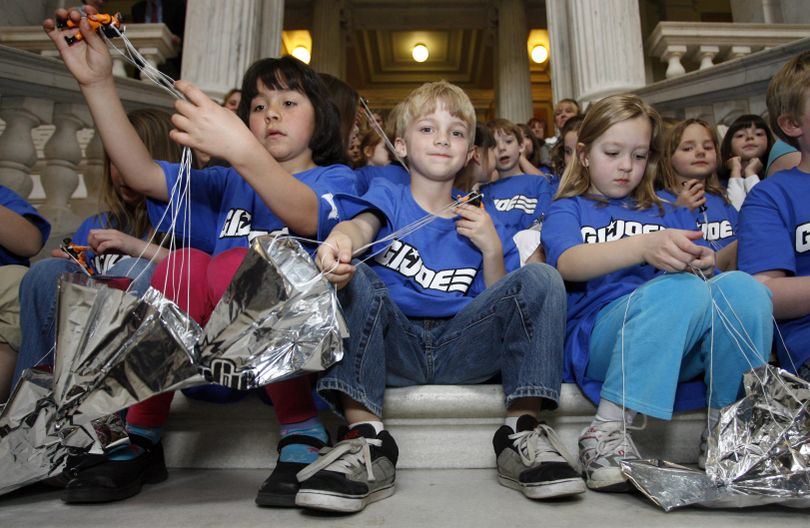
[255,491,297,508]
[295,484,395,513]
[61,467,168,504]
[584,474,631,493]
[497,475,586,499]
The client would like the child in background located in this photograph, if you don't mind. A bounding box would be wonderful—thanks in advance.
[454,123,497,193]
[353,103,410,195]
[542,94,772,492]
[0,186,49,401]
[45,7,356,506]
[12,109,175,391]
[551,114,584,182]
[357,129,391,168]
[518,122,551,169]
[299,81,582,513]
[221,88,241,113]
[718,114,773,210]
[546,98,581,148]
[658,119,739,271]
[738,51,810,383]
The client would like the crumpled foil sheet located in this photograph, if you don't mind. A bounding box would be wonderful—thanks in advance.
[622,365,810,511]
[197,235,347,390]
[54,274,203,425]
[0,369,128,496]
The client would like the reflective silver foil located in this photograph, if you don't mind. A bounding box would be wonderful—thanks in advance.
[622,365,810,511]
[198,236,347,390]
[54,274,202,425]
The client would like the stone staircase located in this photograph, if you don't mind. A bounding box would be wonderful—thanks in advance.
[162,383,705,470]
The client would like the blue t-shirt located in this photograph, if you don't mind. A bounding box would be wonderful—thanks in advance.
[336,178,520,318]
[657,190,738,249]
[479,175,554,235]
[0,185,50,266]
[354,164,410,196]
[738,166,810,369]
[542,195,707,410]
[147,162,357,255]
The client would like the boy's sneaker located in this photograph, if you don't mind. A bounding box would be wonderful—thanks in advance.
[255,434,330,507]
[493,415,585,499]
[295,424,398,513]
[61,434,168,503]
[578,420,641,492]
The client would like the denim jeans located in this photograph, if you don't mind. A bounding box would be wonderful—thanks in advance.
[13,256,156,387]
[317,262,567,418]
[586,271,773,420]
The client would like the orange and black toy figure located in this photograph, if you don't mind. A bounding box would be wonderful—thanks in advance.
[57,12,123,45]
[60,238,95,276]
[458,191,484,208]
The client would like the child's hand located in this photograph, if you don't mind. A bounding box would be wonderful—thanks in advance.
[43,7,114,88]
[51,248,71,259]
[454,204,502,256]
[642,229,707,273]
[317,232,356,289]
[725,156,743,178]
[87,229,142,257]
[675,179,706,211]
[170,81,256,162]
[744,157,763,178]
[689,245,716,277]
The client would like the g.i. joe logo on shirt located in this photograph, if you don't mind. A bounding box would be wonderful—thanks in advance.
[493,195,538,215]
[698,220,733,242]
[796,221,810,253]
[375,239,477,293]
[219,208,287,242]
[581,218,666,244]
[92,253,128,275]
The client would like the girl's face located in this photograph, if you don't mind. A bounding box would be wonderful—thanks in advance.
[531,121,545,140]
[555,103,578,131]
[730,124,768,162]
[110,162,140,205]
[367,141,390,166]
[521,134,534,157]
[248,81,316,171]
[581,116,652,199]
[470,145,496,184]
[223,91,241,113]
[494,129,522,172]
[670,123,717,181]
[563,130,578,169]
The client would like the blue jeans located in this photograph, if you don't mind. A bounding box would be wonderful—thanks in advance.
[13,256,156,387]
[317,263,567,418]
[587,272,773,420]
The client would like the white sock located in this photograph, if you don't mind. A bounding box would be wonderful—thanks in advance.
[350,420,384,435]
[595,399,637,424]
[504,416,520,431]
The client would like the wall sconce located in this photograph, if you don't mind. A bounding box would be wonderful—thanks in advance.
[412,43,429,63]
[531,44,548,64]
[292,45,311,64]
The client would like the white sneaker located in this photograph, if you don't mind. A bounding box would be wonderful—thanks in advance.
[578,420,641,492]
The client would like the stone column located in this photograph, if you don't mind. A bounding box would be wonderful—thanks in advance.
[545,0,576,105]
[0,97,53,198]
[181,0,263,99]
[567,0,646,104]
[259,0,284,59]
[496,0,533,123]
[311,0,345,79]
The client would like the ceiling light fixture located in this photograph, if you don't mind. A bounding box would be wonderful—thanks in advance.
[291,45,311,64]
[412,43,429,63]
[530,44,549,64]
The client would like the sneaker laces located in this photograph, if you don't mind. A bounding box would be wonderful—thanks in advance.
[511,423,581,472]
[296,437,382,483]
[593,418,645,464]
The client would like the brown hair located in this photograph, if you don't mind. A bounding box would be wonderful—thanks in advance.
[659,118,729,203]
[551,115,585,176]
[486,118,523,143]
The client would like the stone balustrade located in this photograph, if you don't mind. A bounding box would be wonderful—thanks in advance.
[0,43,174,244]
[636,36,810,127]
[647,21,810,80]
[0,23,179,81]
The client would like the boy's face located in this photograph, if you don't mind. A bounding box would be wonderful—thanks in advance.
[395,105,472,182]
[494,129,522,173]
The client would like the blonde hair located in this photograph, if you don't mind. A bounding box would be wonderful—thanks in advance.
[396,81,476,139]
[766,51,810,149]
[100,108,181,238]
[556,94,664,212]
[660,118,729,203]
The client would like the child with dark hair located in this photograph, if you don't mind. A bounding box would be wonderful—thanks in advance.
[719,114,774,209]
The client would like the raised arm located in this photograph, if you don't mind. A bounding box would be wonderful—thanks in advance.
[43,8,167,200]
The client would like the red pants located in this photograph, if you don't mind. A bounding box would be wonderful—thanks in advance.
[126,248,318,428]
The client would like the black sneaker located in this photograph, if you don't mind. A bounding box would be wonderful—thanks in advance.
[494,415,585,499]
[255,434,330,507]
[295,424,398,513]
[61,434,168,503]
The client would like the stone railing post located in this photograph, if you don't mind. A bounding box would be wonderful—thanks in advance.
[0,97,53,198]
[663,45,687,78]
[698,45,720,70]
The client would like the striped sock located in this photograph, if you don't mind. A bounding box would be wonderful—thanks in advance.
[278,417,328,464]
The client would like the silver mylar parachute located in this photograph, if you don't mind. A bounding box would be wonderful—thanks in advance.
[622,365,810,511]
[197,235,348,390]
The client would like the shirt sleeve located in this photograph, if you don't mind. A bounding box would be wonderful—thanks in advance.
[726,178,747,211]
[542,198,585,268]
[0,186,50,263]
[307,165,360,241]
[738,183,795,275]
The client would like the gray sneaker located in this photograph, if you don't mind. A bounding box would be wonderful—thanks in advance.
[295,424,398,513]
[578,419,641,492]
[494,415,585,499]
